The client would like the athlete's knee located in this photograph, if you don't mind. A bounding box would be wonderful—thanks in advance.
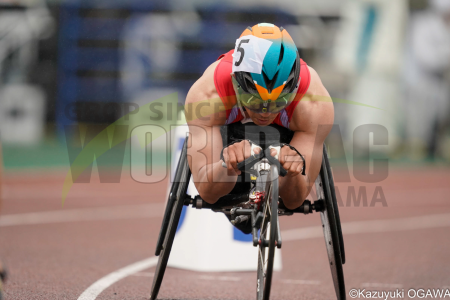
[279,185,306,210]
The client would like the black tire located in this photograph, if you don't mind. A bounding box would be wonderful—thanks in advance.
[154,138,188,256]
[257,166,279,300]
[149,140,191,300]
[323,144,345,264]
[0,262,6,300]
[317,155,346,300]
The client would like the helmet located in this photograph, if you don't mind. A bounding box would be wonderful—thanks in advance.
[232,23,301,114]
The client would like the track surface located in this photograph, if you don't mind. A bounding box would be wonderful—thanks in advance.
[1,166,450,300]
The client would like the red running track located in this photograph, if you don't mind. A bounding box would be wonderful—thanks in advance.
[1,166,450,300]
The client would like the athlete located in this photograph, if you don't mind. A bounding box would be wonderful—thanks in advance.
[186,23,333,214]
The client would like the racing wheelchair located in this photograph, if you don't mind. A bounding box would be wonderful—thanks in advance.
[150,123,346,300]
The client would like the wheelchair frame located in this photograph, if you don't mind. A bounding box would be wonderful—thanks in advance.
[150,137,346,300]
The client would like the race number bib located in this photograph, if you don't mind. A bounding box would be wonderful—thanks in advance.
[231,35,273,74]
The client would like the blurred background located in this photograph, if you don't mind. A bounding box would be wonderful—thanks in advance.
[1,1,450,299]
[0,0,449,170]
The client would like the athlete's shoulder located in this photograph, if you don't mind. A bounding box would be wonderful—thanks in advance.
[296,60,312,96]
[185,60,226,126]
[305,66,323,96]
[195,59,221,83]
[289,66,334,133]
[186,60,219,105]
[212,51,239,118]
[213,52,235,99]
[191,53,230,95]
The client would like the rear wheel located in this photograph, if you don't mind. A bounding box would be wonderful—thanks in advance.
[257,167,279,300]
[323,144,345,264]
[154,138,187,256]
[316,155,346,300]
[149,142,191,300]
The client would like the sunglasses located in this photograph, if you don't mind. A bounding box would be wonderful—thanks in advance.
[231,75,298,114]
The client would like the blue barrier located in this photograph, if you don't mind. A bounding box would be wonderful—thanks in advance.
[56,1,299,133]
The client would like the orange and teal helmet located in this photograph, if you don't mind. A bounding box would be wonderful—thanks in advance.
[232,23,300,114]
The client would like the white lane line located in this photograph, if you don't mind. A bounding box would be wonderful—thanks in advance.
[361,283,403,289]
[77,257,159,300]
[281,279,320,285]
[282,213,450,242]
[0,203,164,227]
[77,212,450,300]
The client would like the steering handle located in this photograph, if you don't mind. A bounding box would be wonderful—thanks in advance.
[264,147,287,177]
[236,152,265,174]
[220,141,287,177]
[221,141,263,170]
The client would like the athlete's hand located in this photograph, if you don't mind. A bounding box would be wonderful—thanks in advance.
[222,140,261,175]
[270,146,304,177]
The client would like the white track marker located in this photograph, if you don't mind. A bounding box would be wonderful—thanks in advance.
[77,212,450,300]
[361,283,403,289]
[77,257,159,300]
[0,203,164,227]
[282,213,450,242]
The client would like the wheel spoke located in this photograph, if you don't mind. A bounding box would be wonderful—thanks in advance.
[258,246,264,269]
[261,199,269,236]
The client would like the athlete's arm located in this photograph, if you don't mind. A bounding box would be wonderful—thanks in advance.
[277,66,334,209]
[185,61,238,203]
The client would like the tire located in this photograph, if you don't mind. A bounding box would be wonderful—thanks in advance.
[316,155,346,300]
[322,144,345,264]
[155,138,188,256]
[149,142,191,300]
[0,261,7,300]
[257,166,279,300]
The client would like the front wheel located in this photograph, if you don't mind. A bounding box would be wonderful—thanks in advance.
[149,146,191,300]
[257,167,279,300]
